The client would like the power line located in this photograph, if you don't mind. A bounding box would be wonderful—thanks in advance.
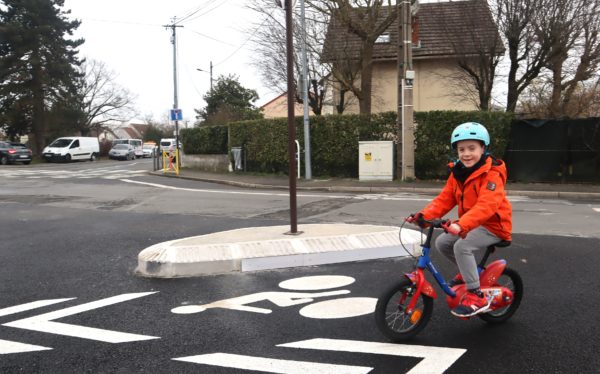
[186,29,236,46]
[214,13,272,66]
[79,17,162,27]
[175,0,221,24]
[180,0,230,24]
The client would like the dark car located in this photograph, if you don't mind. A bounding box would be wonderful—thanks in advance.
[0,141,33,165]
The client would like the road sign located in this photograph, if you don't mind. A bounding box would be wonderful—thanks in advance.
[170,109,182,121]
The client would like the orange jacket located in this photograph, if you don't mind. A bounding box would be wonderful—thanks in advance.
[421,156,512,241]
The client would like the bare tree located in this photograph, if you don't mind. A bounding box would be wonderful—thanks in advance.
[436,0,505,111]
[537,0,600,117]
[491,0,549,112]
[310,0,398,114]
[78,59,137,135]
[520,76,600,117]
[247,0,330,115]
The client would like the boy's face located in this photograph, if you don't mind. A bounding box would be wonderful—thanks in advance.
[456,140,485,168]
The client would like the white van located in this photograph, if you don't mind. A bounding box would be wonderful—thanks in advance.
[159,138,182,153]
[43,137,100,162]
[112,139,143,158]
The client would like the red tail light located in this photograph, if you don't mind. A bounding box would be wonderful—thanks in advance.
[8,149,16,154]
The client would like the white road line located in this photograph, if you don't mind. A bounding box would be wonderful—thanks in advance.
[3,292,159,343]
[593,208,600,212]
[0,298,73,318]
[0,339,52,354]
[119,179,435,201]
[279,338,466,374]
[173,353,373,373]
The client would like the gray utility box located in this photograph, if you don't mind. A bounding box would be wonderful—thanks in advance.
[359,141,394,181]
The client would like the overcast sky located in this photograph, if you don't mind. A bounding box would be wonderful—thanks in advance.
[63,0,273,126]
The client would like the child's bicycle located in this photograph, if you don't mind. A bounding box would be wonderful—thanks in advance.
[374,217,523,341]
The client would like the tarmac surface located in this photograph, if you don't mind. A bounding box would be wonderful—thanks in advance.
[137,168,600,278]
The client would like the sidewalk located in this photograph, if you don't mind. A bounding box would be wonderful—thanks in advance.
[137,168,600,278]
[154,168,600,200]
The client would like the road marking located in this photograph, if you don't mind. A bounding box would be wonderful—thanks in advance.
[3,292,159,343]
[278,275,355,290]
[299,297,377,319]
[593,208,600,212]
[0,298,73,318]
[120,179,434,201]
[0,339,52,354]
[171,290,350,315]
[173,352,373,373]
[279,338,466,374]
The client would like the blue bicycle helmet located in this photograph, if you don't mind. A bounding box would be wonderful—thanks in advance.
[451,122,490,148]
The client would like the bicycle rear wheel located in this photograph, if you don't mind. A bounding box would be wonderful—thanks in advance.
[479,267,523,324]
[374,278,433,341]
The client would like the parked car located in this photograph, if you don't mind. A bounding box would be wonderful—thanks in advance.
[142,143,157,158]
[108,144,135,160]
[0,141,33,165]
[42,137,99,162]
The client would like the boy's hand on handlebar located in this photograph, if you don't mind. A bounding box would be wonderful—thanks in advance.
[441,220,463,237]
[406,212,425,227]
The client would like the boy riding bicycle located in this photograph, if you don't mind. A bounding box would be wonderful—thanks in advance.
[408,122,512,317]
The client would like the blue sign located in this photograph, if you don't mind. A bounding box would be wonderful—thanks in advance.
[170,109,183,121]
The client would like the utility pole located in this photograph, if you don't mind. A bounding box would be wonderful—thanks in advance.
[209,61,213,92]
[397,0,415,181]
[284,0,299,234]
[164,18,183,169]
[300,0,312,180]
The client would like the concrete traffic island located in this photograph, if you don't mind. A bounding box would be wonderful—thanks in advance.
[136,224,423,278]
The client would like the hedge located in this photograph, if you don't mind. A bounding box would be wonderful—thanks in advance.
[414,111,514,179]
[180,126,228,155]
[229,112,398,177]
[182,111,513,180]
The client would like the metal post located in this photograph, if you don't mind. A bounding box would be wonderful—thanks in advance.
[165,19,183,170]
[300,0,312,180]
[285,0,298,234]
[399,1,415,181]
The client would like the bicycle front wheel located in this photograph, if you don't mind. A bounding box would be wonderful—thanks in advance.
[374,278,433,341]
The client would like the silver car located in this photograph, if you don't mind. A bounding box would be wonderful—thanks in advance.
[108,144,135,160]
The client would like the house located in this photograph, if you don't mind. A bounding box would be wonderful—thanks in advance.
[260,93,305,119]
[322,0,504,113]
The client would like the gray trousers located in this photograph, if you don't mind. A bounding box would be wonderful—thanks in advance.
[435,226,502,289]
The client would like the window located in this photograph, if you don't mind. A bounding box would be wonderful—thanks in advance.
[70,140,80,148]
[375,33,390,44]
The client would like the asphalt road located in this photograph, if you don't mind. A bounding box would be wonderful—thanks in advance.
[0,159,599,373]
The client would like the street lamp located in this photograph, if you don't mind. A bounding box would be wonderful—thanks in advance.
[196,62,213,92]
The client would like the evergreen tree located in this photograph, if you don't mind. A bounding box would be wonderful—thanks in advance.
[0,0,84,154]
[194,74,263,126]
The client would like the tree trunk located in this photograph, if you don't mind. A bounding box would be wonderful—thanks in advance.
[358,41,374,114]
[505,45,520,112]
[31,65,46,156]
[549,59,564,117]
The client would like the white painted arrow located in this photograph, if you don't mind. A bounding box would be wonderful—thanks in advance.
[0,339,52,354]
[3,292,159,343]
[278,338,466,374]
[173,352,373,373]
[0,298,74,318]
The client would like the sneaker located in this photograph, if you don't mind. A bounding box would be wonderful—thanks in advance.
[451,289,491,317]
[448,274,465,288]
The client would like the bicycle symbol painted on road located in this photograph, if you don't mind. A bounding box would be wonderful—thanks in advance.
[171,275,377,319]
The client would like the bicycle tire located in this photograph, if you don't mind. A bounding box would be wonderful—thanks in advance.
[374,278,434,341]
[479,267,523,324]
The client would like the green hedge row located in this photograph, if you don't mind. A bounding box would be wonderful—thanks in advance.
[414,111,514,179]
[180,126,228,155]
[229,112,398,177]
[181,111,513,179]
